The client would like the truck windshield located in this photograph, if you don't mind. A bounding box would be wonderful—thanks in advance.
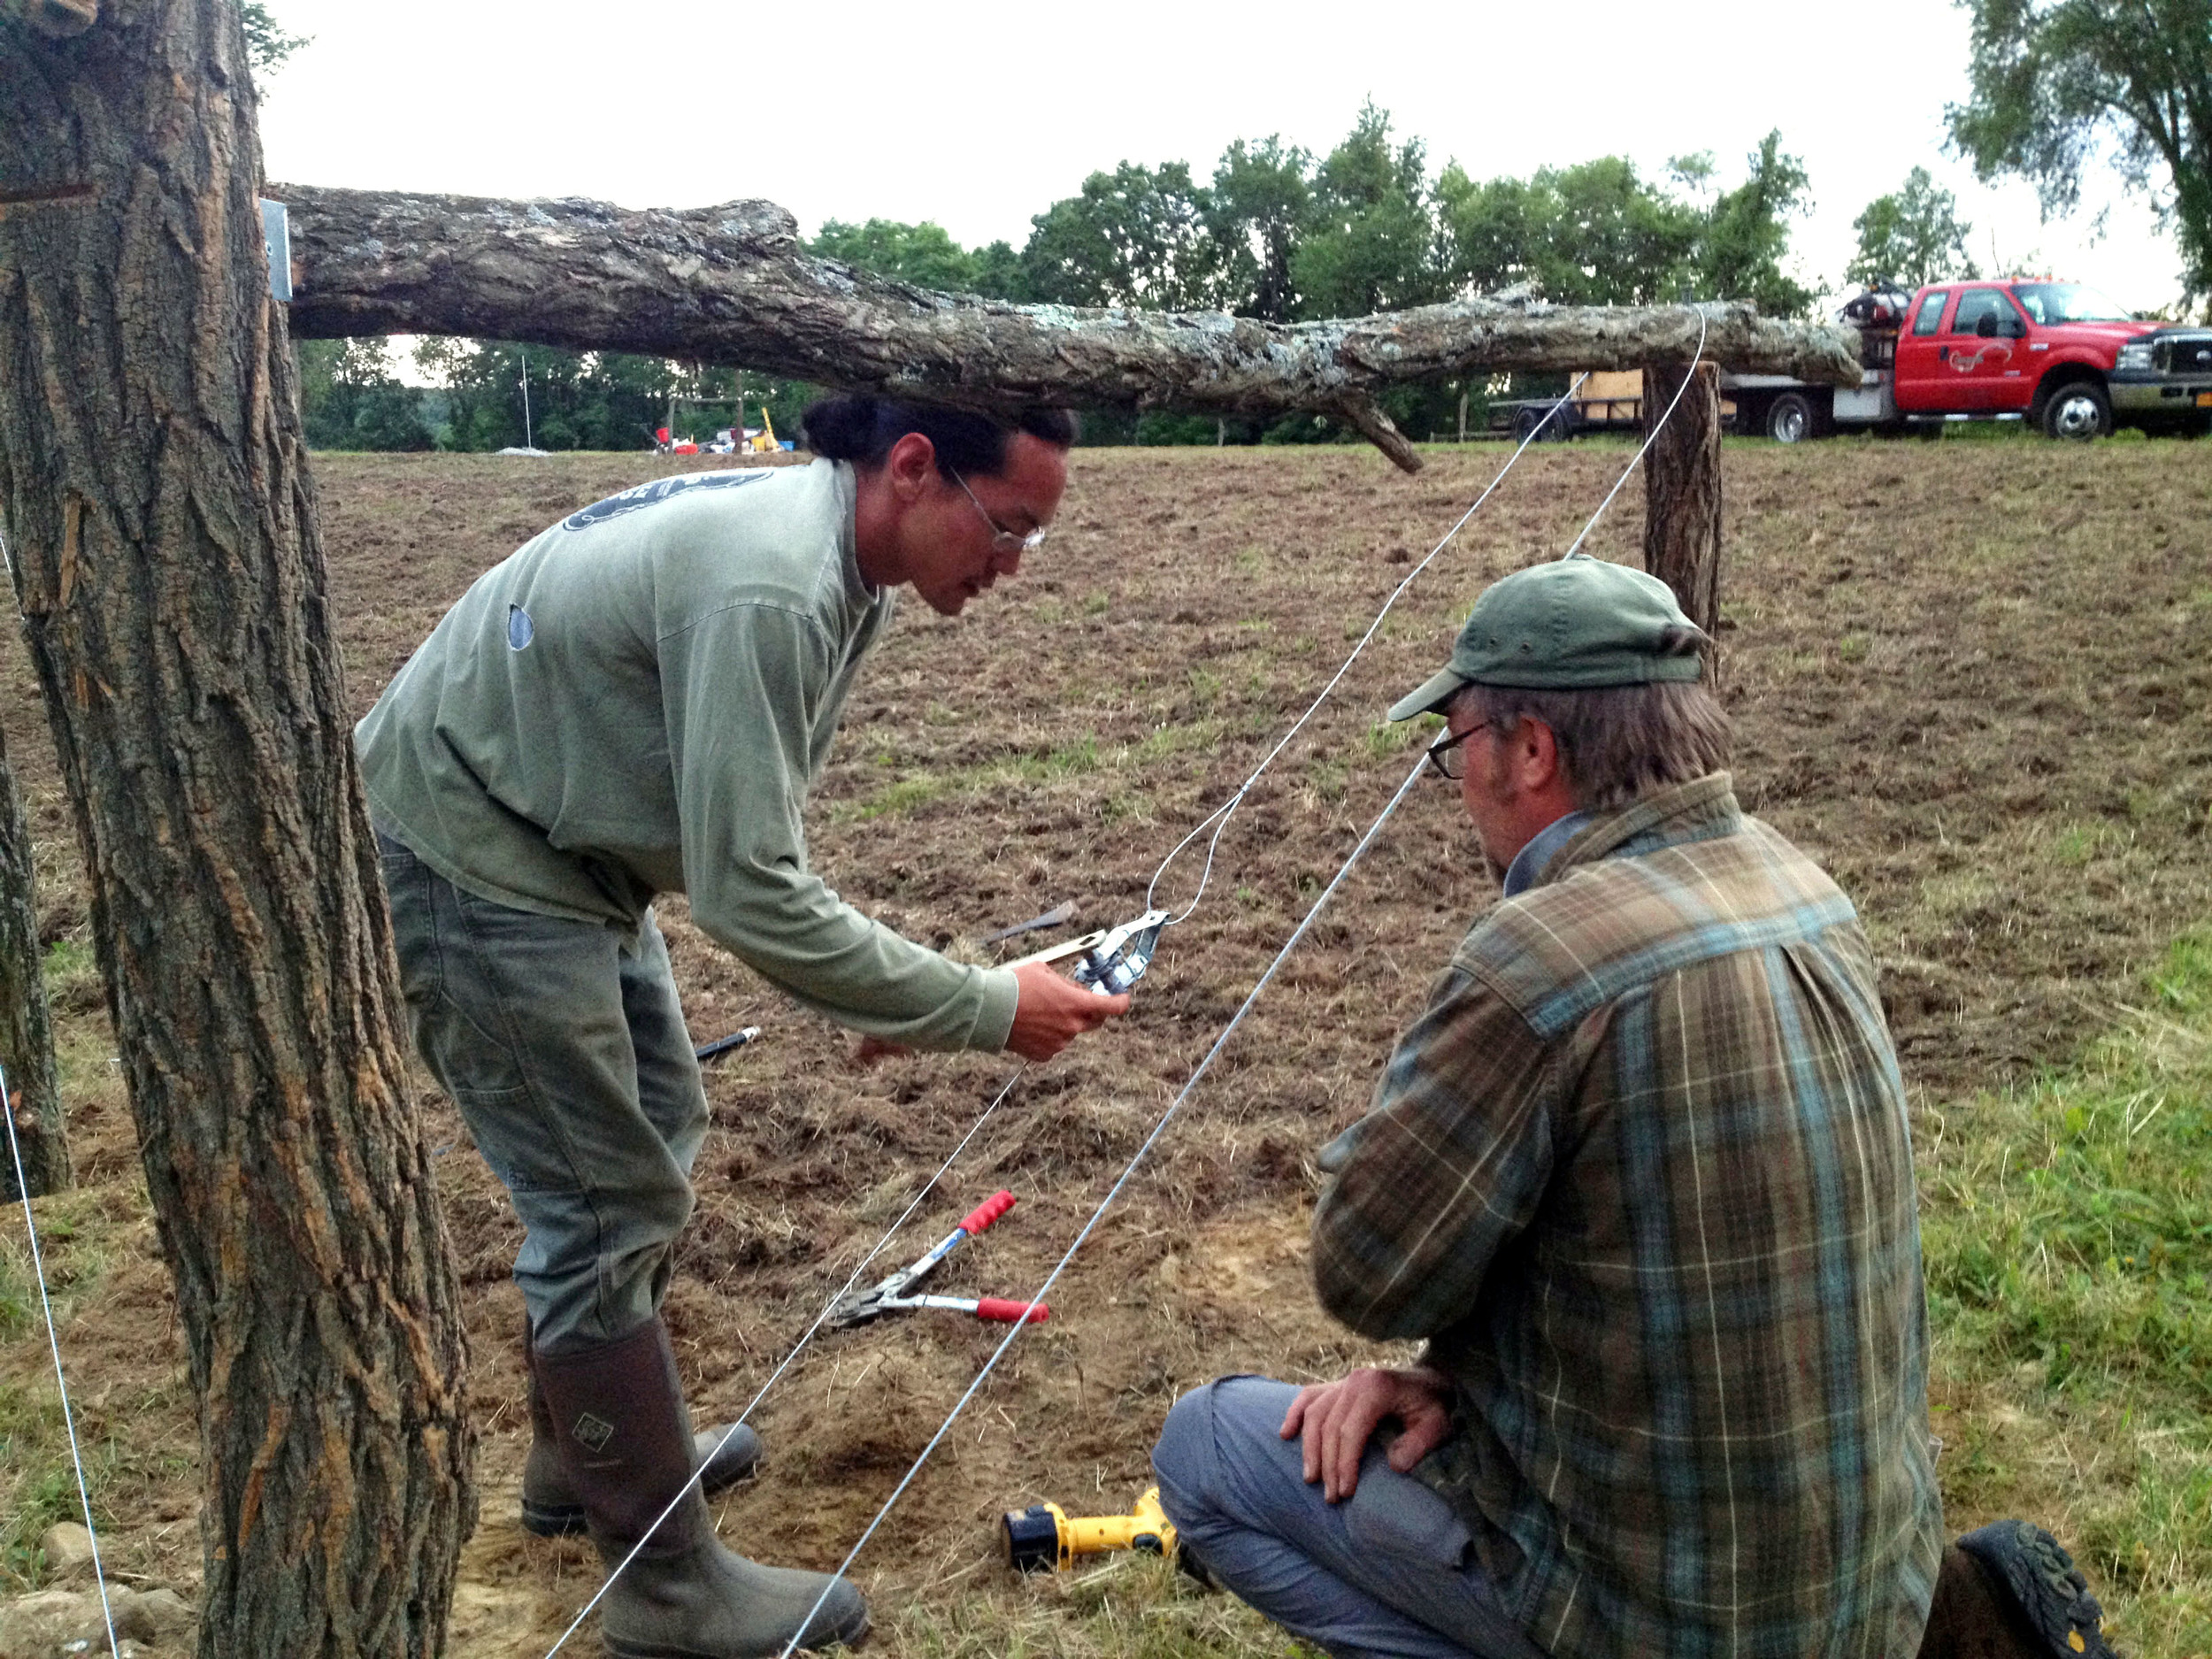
[2010,283,2136,324]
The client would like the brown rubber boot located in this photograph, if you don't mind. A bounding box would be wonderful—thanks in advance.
[521,1333,763,1538]
[533,1319,869,1657]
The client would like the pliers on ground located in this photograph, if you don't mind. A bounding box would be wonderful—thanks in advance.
[827,1190,1048,1329]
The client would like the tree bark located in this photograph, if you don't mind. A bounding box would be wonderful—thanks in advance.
[273,184,1865,475]
[0,6,472,1656]
[0,717,69,1202]
[1641,364,1724,678]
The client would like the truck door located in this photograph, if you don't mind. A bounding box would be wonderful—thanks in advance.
[1936,288,2024,410]
[1946,288,2030,411]
[1893,288,1954,411]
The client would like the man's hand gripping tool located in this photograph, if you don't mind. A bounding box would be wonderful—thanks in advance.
[826,1190,1048,1329]
[1005,910,1171,997]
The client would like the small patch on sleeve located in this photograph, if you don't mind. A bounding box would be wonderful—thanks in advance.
[506,603,534,649]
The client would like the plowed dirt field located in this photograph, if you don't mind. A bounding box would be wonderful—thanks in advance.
[4,438,2208,1655]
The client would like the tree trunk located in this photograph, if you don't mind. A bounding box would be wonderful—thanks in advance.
[0,718,68,1202]
[272,184,1865,476]
[1641,363,1724,679]
[0,6,472,1656]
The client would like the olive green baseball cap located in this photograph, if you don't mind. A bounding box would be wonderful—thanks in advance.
[1387,553,1707,721]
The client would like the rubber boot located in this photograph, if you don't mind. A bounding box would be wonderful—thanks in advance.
[1916,1527,2116,1659]
[533,1319,869,1657]
[521,1337,764,1538]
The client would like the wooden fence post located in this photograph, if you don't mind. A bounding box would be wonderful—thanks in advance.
[1640,363,1724,675]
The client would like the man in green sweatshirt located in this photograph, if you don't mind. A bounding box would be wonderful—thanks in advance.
[357,396,1125,1657]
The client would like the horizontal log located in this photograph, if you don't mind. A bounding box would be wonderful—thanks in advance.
[274,184,1863,473]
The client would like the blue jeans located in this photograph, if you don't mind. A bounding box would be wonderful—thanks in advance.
[1152,1376,1545,1659]
[378,831,707,1352]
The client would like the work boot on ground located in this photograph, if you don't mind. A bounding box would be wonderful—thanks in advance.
[1916,1525,2116,1659]
[533,1318,869,1657]
[521,1358,763,1538]
[604,1531,871,1659]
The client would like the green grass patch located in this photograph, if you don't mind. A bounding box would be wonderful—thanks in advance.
[1920,930,2212,1653]
[0,1380,117,1592]
[40,937,104,1017]
[0,1240,33,1341]
[0,1188,119,1336]
[1362,719,1432,764]
[1131,722,1225,766]
[838,728,1242,825]
[2049,821,2116,867]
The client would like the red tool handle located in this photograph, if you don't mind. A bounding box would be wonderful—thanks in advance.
[975,1298,1048,1324]
[958,1190,1017,1237]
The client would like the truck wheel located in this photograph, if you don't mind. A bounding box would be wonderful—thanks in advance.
[1767,392,1815,444]
[2040,381,2110,441]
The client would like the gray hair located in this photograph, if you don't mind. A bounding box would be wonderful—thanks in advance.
[1451,678,1732,812]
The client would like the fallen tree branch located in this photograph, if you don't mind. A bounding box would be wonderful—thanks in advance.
[275,184,1863,473]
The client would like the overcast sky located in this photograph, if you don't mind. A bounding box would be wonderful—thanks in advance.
[257,0,2188,317]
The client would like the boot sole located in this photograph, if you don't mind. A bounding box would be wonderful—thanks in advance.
[602,1611,871,1657]
[1955,1520,2115,1658]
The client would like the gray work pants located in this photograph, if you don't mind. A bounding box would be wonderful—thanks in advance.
[379,831,707,1353]
[1152,1376,1546,1659]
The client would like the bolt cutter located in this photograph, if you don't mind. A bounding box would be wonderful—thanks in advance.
[827,1190,1048,1329]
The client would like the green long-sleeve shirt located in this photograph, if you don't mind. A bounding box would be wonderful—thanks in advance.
[355,460,1018,1051]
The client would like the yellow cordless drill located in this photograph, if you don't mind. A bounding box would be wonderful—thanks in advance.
[999,1486,1178,1573]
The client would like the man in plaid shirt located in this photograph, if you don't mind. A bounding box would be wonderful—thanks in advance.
[1152,553,1953,1658]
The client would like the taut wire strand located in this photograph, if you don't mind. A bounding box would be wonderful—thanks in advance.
[541,1066,1026,1657]
[1144,375,1590,925]
[1,1057,122,1659]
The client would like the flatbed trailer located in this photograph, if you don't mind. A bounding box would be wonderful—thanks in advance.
[1487,368,1647,441]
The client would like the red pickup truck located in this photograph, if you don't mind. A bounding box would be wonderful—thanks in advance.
[1725,280,2193,442]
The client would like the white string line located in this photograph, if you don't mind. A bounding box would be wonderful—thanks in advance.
[541,1064,1025,1658]
[777,750,1432,1659]
[1144,375,1590,926]
[1,1058,122,1659]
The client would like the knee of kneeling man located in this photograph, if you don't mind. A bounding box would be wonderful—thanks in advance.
[1152,1379,1229,1494]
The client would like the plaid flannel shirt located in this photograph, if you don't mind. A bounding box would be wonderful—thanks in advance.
[1312,774,1942,1659]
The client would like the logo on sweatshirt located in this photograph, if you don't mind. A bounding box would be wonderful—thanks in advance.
[561,469,773,532]
[507,603,534,649]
